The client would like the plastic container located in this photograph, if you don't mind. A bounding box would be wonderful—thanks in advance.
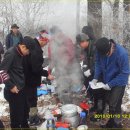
[46,119,55,130]
[79,112,87,125]
[37,90,48,96]
[77,125,88,130]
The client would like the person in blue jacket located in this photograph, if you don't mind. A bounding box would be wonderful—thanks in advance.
[6,24,23,50]
[92,37,129,128]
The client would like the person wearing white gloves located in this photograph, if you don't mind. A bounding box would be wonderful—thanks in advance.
[76,27,106,117]
[76,26,95,92]
[94,37,129,128]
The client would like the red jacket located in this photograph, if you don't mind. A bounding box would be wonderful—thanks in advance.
[48,33,75,74]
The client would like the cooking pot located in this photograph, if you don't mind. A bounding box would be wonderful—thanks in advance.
[61,104,79,127]
[61,104,77,117]
[62,114,80,127]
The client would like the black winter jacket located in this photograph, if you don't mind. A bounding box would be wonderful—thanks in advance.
[23,39,48,88]
[0,45,25,90]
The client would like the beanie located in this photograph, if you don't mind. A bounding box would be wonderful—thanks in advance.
[95,37,111,55]
[22,36,35,50]
[82,26,95,40]
[76,33,90,45]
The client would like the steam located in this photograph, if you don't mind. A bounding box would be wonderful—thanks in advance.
[49,26,83,103]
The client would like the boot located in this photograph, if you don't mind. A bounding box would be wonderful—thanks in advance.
[29,107,45,126]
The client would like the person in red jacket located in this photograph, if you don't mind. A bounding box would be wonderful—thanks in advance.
[48,26,82,102]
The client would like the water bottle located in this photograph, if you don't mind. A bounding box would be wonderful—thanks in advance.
[46,119,55,130]
[80,112,87,125]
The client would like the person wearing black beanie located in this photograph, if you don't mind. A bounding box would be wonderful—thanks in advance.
[23,32,54,126]
[92,37,129,128]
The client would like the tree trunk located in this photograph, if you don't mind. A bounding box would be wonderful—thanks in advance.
[112,0,119,43]
[123,0,130,47]
[87,0,102,39]
[76,0,80,34]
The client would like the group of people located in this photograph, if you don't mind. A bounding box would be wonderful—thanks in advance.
[76,26,129,128]
[0,23,129,129]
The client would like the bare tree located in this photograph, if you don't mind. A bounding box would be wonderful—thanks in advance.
[0,0,16,44]
[13,0,48,36]
[76,0,81,34]
[87,0,102,39]
[123,0,130,48]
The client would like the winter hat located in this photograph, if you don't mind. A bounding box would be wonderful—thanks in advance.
[36,30,49,42]
[82,26,95,40]
[50,26,61,35]
[11,24,19,29]
[76,33,90,45]
[22,36,35,50]
[95,37,111,55]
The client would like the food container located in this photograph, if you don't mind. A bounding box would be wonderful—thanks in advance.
[62,115,80,128]
[77,125,88,130]
[61,104,79,127]
[61,104,78,117]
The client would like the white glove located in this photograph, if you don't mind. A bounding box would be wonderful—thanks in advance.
[84,69,91,77]
[91,79,98,85]
[82,65,87,68]
[102,84,111,90]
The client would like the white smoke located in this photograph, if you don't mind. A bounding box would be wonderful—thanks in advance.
[48,27,83,104]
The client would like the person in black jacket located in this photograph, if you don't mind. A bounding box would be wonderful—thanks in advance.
[6,24,23,50]
[23,32,54,126]
[76,26,106,121]
[76,28,96,98]
[0,38,33,129]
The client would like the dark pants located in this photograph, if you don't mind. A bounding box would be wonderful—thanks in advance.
[84,75,106,113]
[84,75,93,96]
[93,88,106,114]
[24,87,37,108]
[4,88,29,129]
[105,86,125,127]
[0,120,4,129]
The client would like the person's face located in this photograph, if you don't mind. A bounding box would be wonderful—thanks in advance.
[106,43,115,57]
[12,28,19,34]
[19,45,29,56]
[39,40,48,47]
[80,41,89,49]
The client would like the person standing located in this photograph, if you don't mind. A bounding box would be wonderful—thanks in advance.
[93,37,129,128]
[6,24,23,50]
[0,37,33,129]
[48,26,82,99]
[76,32,107,122]
[23,32,54,126]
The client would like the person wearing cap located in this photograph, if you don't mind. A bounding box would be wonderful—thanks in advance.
[76,32,107,122]
[80,26,96,97]
[6,24,23,50]
[76,32,95,85]
[93,37,129,128]
[0,36,34,128]
[23,30,54,126]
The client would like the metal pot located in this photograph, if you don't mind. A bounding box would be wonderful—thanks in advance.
[62,114,80,128]
[61,104,78,117]
[61,104,79,127]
